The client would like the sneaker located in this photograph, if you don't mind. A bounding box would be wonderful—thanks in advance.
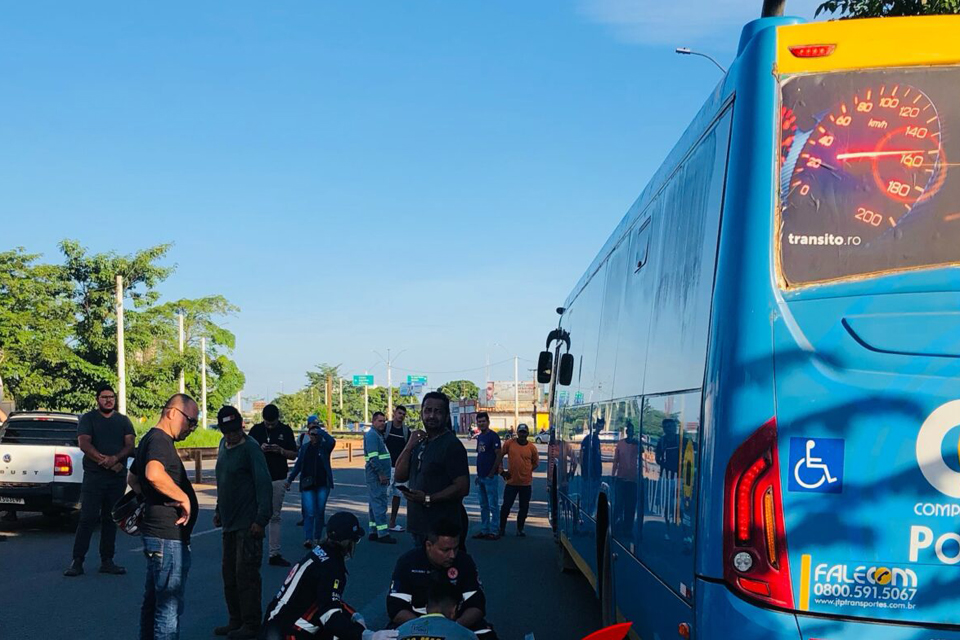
[389,525,405,533]
[214,623,241,636]
[63,559,84,577]
[99,560,126,575]
[303,539,315,549]
[517,530,527,538]
[488,533,501,541]
[471,532,488,540]
[268,555,291,567]
[226,625,259,639]
[372,535,398,544]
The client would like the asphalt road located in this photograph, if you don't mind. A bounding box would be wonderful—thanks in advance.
[0,441,600,640]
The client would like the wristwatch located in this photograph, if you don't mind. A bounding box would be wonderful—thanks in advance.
[424,494,431,507]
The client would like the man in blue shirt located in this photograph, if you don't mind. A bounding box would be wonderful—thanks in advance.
[472,412,501,540]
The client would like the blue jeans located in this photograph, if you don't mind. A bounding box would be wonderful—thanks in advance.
[301,486,330,542]
[477,476,500,535]
[139,536,191,640]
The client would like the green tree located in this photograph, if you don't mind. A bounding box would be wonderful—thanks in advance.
[816,0,960,17]
[438,379,479,401]
[0,248,77,410]
[0,241,245,416]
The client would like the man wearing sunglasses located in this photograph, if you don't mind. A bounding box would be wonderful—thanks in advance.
[128,393,201,640]
[65,383,136,578]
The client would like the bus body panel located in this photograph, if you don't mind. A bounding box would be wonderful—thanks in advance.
[611,536,693,640]
[695,580,801,639]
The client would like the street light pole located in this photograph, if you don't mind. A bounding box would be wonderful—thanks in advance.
[364,370,369,424]
[200,337,207,427]
[675,47,727,74]
[387,348,392,419]
[178,312,185,394]
[514,355,520,429]
[115,276,127,415]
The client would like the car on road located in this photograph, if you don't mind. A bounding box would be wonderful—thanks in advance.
[0,411,83,516]
[535,429,552,444]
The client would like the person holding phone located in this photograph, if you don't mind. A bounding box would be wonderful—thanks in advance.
[286,421,337,547]
[249,403,298,567]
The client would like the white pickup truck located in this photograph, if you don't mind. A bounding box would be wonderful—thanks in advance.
[0,411,84,515]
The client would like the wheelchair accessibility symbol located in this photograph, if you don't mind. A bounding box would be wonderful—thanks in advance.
[788,437,844,494]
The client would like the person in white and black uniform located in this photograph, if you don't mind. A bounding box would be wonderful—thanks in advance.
[387,520,496,639]
[260,511,397,640]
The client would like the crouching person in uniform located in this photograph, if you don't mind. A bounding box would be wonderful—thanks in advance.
[387,520,497,639]
[260,511,398,640]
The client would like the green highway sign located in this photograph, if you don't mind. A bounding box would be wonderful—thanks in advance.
[407,375,428,385]
[353,374,374,386]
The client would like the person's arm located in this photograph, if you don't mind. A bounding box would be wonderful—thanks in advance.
[455,557,486,628]
[386,559,418,626]
[531,444,540,471]
[315,573,368,640]
[409,441,470,505]
[127,470,142,495]
[393,430,424,483]
[250,443,273,534]
[287,444,304,486]
[491,442,507,480]
[77,416,107,466]
[145,460,190,525]
[280,426,298,461]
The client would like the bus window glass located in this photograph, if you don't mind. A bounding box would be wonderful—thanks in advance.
[595,241,629,403]
[611,396,643,552]
[640,391,701,597]
[644,110,731,395]
[562,401,592,514]
[779,66,960,286]
[573,265,606,406]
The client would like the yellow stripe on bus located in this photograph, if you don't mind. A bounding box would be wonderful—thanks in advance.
[777,16,960,75]
[799,554,812,611]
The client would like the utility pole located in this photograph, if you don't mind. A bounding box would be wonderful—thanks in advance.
[178,312,185,394]
[200,337,207,427]
[514,355,520,429]
[387,348,392,419]
[339,377,344,429]
[325,374,333,429]
[115,276,127,415]
[364,370,369,424]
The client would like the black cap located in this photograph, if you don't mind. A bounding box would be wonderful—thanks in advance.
[326,511,365,542]
[216,406,244,433]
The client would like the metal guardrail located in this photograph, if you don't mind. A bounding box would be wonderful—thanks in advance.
[177,441,359,483]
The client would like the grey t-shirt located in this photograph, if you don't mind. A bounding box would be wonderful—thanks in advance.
[397,615,479,640]
[77,409,135,476]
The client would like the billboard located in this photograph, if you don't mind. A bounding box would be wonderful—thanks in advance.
[482,381,536,405]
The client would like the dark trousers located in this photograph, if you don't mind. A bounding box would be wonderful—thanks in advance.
[613,478,638,537]
[500,484,532,533]
[222,529,264,629]
[72,472,126,562]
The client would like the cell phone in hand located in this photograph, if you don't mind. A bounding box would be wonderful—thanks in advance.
[395,484,410,493]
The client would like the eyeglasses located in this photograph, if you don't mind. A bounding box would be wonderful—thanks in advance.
[169,407,199,428]
[99,395,116,401]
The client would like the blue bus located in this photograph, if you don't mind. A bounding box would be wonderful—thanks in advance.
[541,12,960,640]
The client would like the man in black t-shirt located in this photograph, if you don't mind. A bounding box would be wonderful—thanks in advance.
[65,384,136,577]
[395,393,470,548]
[128,393,200,640]
[249,403,298,566]
[384,406,409,533]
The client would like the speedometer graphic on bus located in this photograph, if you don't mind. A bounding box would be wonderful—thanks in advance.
[784,83,946,243]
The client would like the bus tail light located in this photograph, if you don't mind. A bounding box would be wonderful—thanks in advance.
[54,454,72,476]
[788,44,836,58]
[723,418,794,609]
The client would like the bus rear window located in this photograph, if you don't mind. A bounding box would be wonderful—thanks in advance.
[778,66,960,286]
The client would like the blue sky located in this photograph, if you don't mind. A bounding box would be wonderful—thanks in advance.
[0,0,822,402]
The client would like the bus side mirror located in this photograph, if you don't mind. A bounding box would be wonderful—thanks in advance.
[537,351,553,384]
[558,353,574,386]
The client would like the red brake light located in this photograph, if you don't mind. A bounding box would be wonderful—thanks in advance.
[54,454,72,476]
[788,44,836,58]
[723,418,794,609]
